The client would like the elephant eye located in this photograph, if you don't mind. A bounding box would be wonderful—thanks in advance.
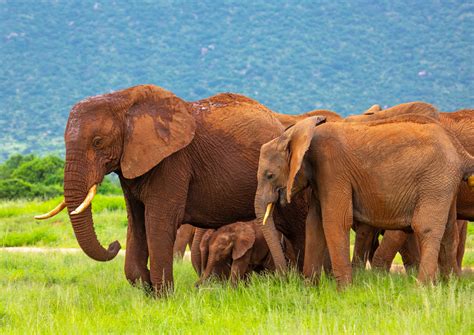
[92,136,103,148]
[266,171,274,180]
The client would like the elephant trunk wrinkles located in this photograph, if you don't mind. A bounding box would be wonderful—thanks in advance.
[256,202,287,272]
[64,162,120,262]
[191,228,206,275]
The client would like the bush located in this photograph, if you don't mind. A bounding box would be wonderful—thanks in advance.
[0,154,122,199]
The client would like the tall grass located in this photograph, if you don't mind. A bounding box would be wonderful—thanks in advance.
[0,252,472,334]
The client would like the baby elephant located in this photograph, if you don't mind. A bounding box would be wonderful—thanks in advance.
[196,220,275,286]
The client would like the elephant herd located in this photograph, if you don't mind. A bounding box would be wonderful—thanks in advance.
[35,84,473,296]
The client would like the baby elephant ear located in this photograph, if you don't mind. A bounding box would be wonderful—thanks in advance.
[121,85,196,179]
[232,224,256,260]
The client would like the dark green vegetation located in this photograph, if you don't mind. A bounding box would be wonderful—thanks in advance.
[0,154,121,199]
[0,253,473,333]
[1,1,473,160]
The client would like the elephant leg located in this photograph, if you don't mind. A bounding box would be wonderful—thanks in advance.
[230,252,252,287]
[412,200,451,284]
[191,228,207,276]
[173,224,194,259]
[399,233,420,272]
[438,200,460,279]
[456,220,468,270]
[303,195,327,282]
[123,196,151,287]
[321,191,353,289]
[372,230,408,272]
[144,210,176,295]
[352,222,378,270]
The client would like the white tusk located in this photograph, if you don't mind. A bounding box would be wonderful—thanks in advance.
[71,185,97,215]
[34,200,66,220]
[262,203,274,226]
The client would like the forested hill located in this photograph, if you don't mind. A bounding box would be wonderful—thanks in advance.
[1,1,473,160]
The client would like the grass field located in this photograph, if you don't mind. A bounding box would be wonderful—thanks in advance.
[1,252,473,334]
[0,196,473,333]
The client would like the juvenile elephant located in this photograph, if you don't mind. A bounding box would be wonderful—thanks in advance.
[255,109,474,288]
[196,220,278,286]
[35,84,311,295]
[173,224,195,259]
[351,108,474,272]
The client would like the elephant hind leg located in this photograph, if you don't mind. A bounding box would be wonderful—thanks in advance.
[438,201,461,279]
[412,200,452,284]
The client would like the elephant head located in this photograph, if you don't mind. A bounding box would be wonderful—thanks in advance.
[255,116,326,271]
[35,85,196,261]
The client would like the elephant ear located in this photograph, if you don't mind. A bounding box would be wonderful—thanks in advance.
[284,116,326,203]
[121,86,196,179]
[232,224,256,260]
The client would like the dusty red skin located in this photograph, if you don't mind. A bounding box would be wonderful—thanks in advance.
[61,84,333,296]
[173,224,195,260]
[195,220,281,287]
[352,109,473,273]
[255,103,474,288]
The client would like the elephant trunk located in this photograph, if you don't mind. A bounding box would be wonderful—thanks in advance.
[64,161,120,261]
[256,202,287,272]
[191,228,206,275]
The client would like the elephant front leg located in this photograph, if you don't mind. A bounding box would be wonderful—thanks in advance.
[230,252,252,287]
[145,204,178,296]
[303,195,327,283]
[352,222,378,270]
[321,190,353,289]
[123,197,151,287]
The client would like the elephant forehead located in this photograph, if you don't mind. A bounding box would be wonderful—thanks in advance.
[66,114,116,142]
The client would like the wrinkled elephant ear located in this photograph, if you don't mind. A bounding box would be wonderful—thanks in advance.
[121,85,196,179]
[285,116,326,203]
[232,225,256,260]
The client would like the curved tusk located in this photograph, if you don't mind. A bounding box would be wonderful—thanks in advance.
[71,185,97,215]
[34,200,66,220]
[262,203,274,225]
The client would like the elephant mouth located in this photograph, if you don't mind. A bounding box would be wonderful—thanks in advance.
[35,184,98,220]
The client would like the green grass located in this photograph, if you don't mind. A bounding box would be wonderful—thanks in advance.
[0,196,126,248]
[0,198,473,333]
[0,197,473,266]
[0,252,473,334]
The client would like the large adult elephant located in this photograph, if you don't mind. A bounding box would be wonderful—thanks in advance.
[255,108,474,288]
[35,84,311,295]
[190,109,342,276]
[365,109,474,272]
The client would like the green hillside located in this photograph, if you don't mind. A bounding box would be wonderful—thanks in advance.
[1,1,473,160]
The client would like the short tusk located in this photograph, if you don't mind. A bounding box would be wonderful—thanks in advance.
[262,203,274,225]
[34,200,66,220]
[71,185,97,215]
[468,175,474,190]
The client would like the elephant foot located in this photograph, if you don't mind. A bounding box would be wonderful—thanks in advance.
[125,266,151,289]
